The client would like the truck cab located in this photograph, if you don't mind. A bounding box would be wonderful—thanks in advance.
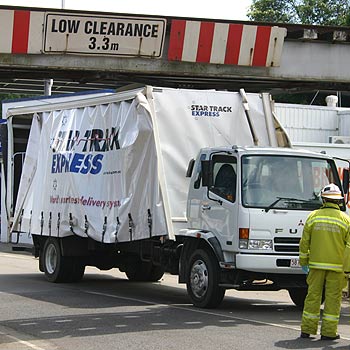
[180,145,348,307]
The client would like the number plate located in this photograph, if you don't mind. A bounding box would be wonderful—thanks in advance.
[290,258,300,268]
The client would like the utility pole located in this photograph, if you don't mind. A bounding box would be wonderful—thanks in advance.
[44,79,53,96]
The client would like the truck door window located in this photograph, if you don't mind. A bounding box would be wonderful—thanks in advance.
[211,155,237,202]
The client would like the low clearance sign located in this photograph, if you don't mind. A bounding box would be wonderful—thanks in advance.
[44,13,166,57]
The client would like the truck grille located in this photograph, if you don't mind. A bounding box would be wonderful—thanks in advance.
[274,237,300,252]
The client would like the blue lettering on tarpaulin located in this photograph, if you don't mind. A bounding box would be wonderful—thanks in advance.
[190,104,232,118]
[50,123,120,175]
[192,111,220,117]
[51,153,104,175]
[51,127,120,153]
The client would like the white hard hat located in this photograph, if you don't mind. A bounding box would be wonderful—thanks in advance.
[321,183,343,199]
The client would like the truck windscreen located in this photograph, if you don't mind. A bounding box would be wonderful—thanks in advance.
[241,155,343,211]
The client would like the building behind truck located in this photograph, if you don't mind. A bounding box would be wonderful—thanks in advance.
[275,97,350,157]
[2,86,349,308]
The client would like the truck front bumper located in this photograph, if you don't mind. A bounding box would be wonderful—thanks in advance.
[235,254,302,274]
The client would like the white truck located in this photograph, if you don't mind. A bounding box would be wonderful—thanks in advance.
[3,86,349,308]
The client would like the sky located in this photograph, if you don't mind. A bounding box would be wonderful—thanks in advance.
[0,0,252,20]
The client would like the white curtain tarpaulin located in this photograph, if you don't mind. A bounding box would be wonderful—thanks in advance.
[13,93,166,243]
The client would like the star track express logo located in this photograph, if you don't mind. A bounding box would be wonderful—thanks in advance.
[50,126,120,175]
[191,104,233,117]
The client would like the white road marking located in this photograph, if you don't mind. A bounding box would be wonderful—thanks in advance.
[184,321,202,325]
[41,330,60,334]
[19,322,37,326]
[55,319,73,323]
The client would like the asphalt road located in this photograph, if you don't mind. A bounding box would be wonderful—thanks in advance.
[0,245,350,350]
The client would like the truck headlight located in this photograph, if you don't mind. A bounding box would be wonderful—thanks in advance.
[248,239,273,250]
[239,239,248,249]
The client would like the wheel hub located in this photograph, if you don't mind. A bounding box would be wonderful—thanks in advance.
[45,243,57,274]
[190,259,208,298]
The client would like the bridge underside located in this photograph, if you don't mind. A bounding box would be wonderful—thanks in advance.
[0,57,348,98]
[0,68,347,94]
[0,7,350,102]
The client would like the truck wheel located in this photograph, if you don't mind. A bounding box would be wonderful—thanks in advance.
[288,287,308,309]
[43,238,71,283]
[186,248,225,308]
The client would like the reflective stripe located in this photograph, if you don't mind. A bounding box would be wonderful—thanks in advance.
[309,261,343,271]
[323,313,339,322]
[300,252,309,257]
[308,216,348,231]
[303,311,320,320]
[346,242,350,249]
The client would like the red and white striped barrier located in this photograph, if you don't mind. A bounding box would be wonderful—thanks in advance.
[0,10,44,54]
[0,9,286,68]
[168,19,287,67]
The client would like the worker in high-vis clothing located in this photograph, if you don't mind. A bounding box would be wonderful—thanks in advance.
[299,183,350,340]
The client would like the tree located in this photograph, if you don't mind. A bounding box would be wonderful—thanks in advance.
[247,0,350,25]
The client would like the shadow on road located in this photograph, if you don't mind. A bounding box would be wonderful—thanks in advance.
[275,337,350,349]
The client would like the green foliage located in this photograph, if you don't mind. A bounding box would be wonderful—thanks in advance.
[248,0,350,25]
[247,0,295,22]
[0,93,34,102]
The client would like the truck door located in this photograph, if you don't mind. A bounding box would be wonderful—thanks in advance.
[200,154,238,245]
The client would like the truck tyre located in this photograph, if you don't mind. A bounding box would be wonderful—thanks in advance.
[288,287,325,309]
[42,238,72,283]
[288,287,308,309]
[69,258,85,282]
[39,250,45,272]
[149,265,165,282]
[186,248,225,308]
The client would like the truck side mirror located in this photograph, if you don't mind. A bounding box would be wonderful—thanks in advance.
[186,159,195,178]
[201,160,213,187]
[343,168,349,194]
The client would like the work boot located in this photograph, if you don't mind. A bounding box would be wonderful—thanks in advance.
[300,332,310,338]
[321,334,340,341]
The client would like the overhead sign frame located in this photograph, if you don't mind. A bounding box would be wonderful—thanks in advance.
[43,13,166,58]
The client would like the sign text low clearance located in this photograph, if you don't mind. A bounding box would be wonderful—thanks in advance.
[44,13,166,57]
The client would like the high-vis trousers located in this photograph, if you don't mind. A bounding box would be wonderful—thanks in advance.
[301,269,347,337]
